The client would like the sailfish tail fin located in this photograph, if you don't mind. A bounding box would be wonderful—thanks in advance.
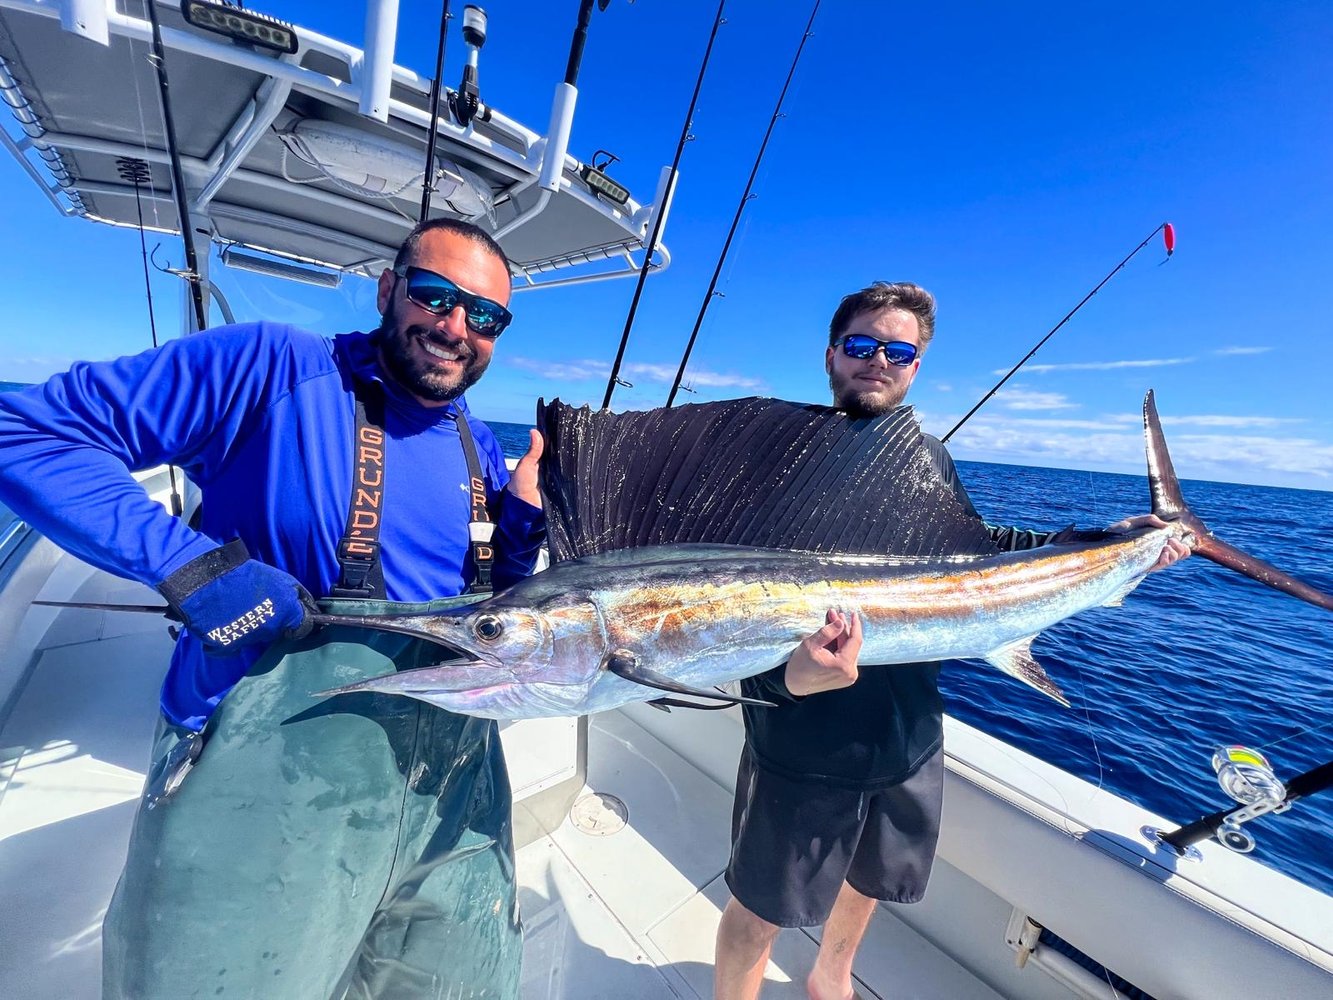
[1143,390,1333,611]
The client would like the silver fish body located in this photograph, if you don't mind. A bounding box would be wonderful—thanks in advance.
[322,527,1173,719]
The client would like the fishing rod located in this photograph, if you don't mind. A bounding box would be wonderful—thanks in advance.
[1151,747,1333,857]
[601,0,728,411]
[940,222,1175,443]
[418,0,453,222]
[665,0,822,408]
[143,0,208,334]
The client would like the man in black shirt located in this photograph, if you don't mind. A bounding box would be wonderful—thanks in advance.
[713,282,1187,1000]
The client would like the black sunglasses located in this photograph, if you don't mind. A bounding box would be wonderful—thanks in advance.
[834,334,918,366]
[393,265,513,337]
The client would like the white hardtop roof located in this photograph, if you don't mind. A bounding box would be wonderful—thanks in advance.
[0,0,671,290]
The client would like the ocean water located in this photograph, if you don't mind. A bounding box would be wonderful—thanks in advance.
[491,420,1333,897]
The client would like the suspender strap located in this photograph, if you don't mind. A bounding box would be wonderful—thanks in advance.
[330,386,388,599]
[331,377,494,598]
[452,410,495,594]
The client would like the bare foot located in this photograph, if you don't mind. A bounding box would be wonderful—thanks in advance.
[806,968,862,1000]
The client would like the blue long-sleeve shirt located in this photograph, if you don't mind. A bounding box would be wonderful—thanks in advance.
[0,323,544,729]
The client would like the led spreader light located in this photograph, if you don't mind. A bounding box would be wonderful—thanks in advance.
[181,1,298,55]
[580,164,629,206]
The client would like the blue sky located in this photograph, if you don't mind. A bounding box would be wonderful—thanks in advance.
[2,1,1331,489]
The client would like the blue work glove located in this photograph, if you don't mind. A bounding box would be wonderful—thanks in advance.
[157,539,318,652]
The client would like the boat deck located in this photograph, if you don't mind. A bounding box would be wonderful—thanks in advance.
[0,563,999,1000]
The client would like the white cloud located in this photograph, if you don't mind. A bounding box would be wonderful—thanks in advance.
[943,414,1333,487]
[509,357,608,381]
[995,388,1077,411]
[1214,346,1273,356]
[508,356,764,390]
[995,357,1194,375]
[623,362,764,390]
[1104,412,1304,429]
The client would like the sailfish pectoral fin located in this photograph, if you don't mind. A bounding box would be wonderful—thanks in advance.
[983,637,1070,707]
[603,649,777,708]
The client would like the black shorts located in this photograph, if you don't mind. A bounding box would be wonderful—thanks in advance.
[723,745,943,928]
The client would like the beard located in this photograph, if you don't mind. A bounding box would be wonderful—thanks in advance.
[377,297,489,403]
[828,369,909,418]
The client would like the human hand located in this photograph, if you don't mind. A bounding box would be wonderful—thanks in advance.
[783,610,864,697]
[157,540,318,652]
[1107,513,1191,572]
[506,429,544,509]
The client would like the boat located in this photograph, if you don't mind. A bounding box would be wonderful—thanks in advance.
[1,2,1331,998]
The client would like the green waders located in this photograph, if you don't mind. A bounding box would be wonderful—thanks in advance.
[102,596,521,1000]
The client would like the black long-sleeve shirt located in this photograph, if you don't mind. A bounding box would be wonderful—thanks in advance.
[739,435,1067,789]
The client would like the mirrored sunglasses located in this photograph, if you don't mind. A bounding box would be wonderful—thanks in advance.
[393,265,513,337]
[835,334,918,366]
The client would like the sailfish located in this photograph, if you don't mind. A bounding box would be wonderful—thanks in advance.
[304,391,1333,718]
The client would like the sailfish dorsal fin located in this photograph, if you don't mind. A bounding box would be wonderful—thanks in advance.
[536,396,1000,564]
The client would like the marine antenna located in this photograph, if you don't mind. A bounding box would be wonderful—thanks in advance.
[940,222,1175,443]
[665,0,823,408]
[601,0,728,410]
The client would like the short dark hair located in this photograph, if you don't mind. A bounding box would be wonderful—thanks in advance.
[828,282,936,349]
[392,218,511,275]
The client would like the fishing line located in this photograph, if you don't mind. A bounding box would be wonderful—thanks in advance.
[665,0,823,407]
[1254,717,1333,754]
[941,223,1175,443]
[126,0,163,232]
[601,0,728,410]
[1072,653,1107,792]
[122,0,183,516]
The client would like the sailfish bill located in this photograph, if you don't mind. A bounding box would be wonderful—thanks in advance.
[35,393,1333,720]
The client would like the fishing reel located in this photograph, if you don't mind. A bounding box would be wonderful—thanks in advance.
[1147,745,1297,858]
[1213,746,1286,807]
[1209,746,1287,854]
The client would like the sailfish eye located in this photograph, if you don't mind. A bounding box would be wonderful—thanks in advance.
[474,615,504,642]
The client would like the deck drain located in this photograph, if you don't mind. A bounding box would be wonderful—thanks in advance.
[571,792,628,836]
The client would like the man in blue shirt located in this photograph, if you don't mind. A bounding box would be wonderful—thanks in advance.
[0,219,545,998]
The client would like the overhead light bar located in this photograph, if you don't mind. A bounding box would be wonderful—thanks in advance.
[181,1,299,55]
[580,164,629,206]
[222,248,342,288]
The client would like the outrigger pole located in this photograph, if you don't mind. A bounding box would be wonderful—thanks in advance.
[143,0,208,334]
[601,0,728,410]
[665,0,823,408]
[940,222,1175,443]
